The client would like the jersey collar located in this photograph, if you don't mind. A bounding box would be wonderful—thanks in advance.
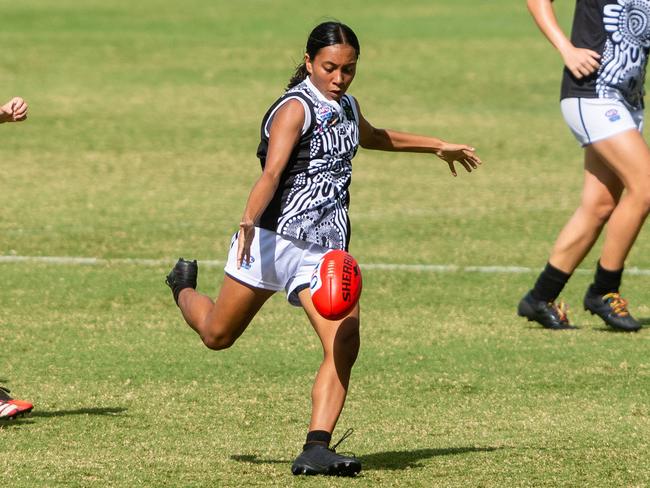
[305,76,342,110]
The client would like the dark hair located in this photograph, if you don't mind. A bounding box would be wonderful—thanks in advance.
[286,21,360,90]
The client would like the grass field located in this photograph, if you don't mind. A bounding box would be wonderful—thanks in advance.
[2,0,650,486]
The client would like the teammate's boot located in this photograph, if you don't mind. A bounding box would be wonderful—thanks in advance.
[583,290,641,332]
[291,444,361,476]
[165,258,198,305]
[0,387,33,420]
[517,291,573,329]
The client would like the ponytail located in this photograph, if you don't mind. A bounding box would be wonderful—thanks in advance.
[287,62,309,90]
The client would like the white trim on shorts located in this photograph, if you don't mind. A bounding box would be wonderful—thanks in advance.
[560,97,643,147]
[223,227,331,307]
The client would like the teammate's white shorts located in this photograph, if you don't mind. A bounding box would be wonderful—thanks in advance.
[561,97,643,147]
[224,227,331,306]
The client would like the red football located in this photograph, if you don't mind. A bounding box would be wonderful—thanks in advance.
[310,250,362,320]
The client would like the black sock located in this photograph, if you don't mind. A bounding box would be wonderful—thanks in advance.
[589,261,623,296]
[304,430,331,449]
[530,262,571,302]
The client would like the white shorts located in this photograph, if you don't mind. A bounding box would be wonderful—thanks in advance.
[560,98,643,147]
[224,227,330,306]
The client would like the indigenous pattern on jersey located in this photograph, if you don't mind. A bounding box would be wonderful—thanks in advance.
[256,77,359,250]
[561,0,650,109]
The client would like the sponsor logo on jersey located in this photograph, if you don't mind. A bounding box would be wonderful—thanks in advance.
[315,104,339,133]
[605,109,621,122]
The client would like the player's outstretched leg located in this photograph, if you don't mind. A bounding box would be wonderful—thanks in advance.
[166,259,274,350]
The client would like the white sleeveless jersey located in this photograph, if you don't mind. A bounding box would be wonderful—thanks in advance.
[256,77,360,250]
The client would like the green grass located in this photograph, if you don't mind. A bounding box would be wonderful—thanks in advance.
[2,0,650,486]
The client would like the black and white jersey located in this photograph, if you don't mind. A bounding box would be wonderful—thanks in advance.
[256,77,360,250]
[561,0,650,109]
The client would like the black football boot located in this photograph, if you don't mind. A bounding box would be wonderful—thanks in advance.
[165,258,198,305]
[518,291,574,329]
[583,290,641,332]
[291,429,361,476]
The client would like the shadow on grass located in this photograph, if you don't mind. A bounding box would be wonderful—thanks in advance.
[1,407,127,428]
[231,454,288,465]
[524,325,580,331]
[231,446,499,471]
[31,407,128,418]
[591,322,646,333]
[593,327,641,333]
[362,447,499,471]
[585,318,649,332]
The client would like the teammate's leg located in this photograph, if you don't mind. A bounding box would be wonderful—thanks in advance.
[590,129,650,268]
[548,145,623,272]
[580,129,650,330]
[518,145,622,328]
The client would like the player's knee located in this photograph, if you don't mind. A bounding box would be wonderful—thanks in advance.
[595,201,616,223]
[584,199,616,224]
[627,188,650,214]
[201,331,236,351]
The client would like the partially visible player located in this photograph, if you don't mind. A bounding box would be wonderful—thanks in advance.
[518,0,650,331]
[166,21,481,476]
[0,96,28,123]
[0,386,33,420]
[1,95,33,419]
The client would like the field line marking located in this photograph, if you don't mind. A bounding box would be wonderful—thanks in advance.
[3,255,650,276]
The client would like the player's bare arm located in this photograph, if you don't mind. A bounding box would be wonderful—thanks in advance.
[527,0,600,79]
[356,100,481,176]
[237,99,304,267]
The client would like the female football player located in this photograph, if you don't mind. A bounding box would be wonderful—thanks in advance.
[518,0,650,331]
[166,21,482,476]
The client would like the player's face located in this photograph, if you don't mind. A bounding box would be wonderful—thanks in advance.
[306,44,357,101]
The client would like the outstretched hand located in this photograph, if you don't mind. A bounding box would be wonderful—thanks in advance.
[236,220,256,269]
[434,143,482,177]
[0,97,28,123]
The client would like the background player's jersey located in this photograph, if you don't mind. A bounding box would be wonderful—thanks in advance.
[256,77,359,250]
[561,0,650,109]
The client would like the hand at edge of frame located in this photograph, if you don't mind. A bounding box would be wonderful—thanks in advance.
[0,97,28,123]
